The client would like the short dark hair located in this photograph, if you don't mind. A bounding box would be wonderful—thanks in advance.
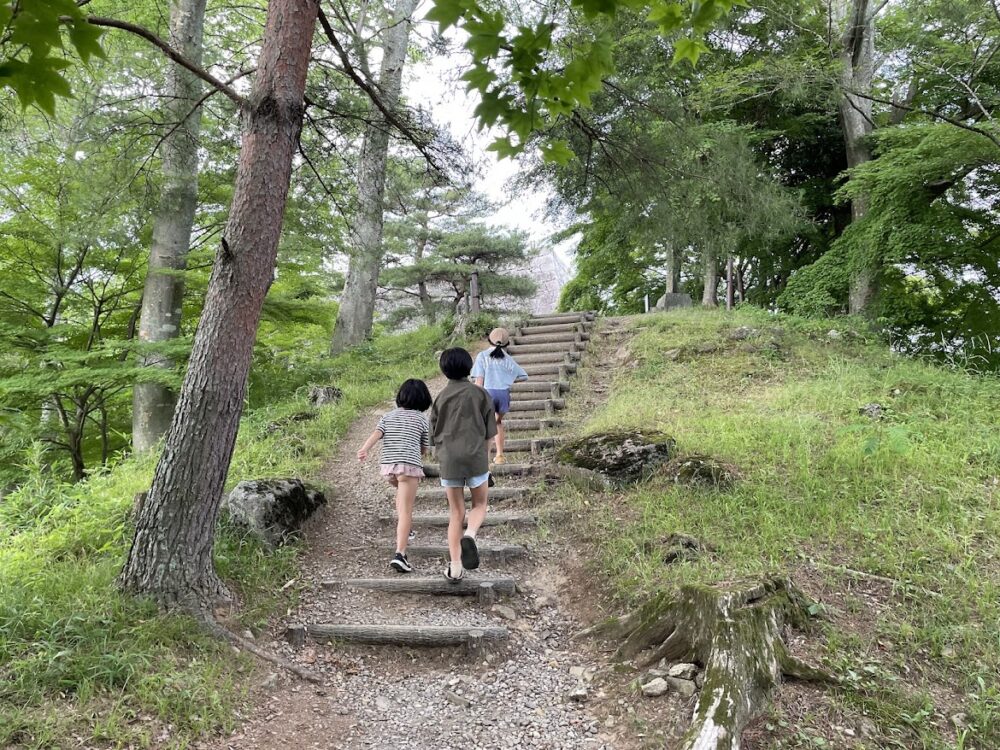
[396,379,432,411]
[439,347,473,380]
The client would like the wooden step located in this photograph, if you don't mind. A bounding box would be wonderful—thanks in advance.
[423,463,533,477]
[513,333,590,345]
[303,624,509,647]
[511,381,569,394]
[518,323,588,335]
[521,363,574,376]
[508,398,564,411]
[508,343,584,356]
[504,417,564,431]
[377,541,527,561]
[404,486,530,501]
[503,436,564,452]
[322,576,517,597]
[528,311,595,322]
[510,352,575,365]
[381,513,538,528]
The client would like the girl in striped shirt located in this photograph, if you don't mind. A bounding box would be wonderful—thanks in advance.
[357,379,432,573]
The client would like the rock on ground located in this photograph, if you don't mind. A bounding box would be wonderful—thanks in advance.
[222,478,326,548]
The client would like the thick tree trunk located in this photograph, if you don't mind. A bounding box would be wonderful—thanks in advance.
[584,578,835,750]
[329,0,419,353]
[469,269,481,313]
[119,0,319,612]
[133,0,208,453]
[702,246,719,307]
[836,0,877,315]
[664,244,681,294]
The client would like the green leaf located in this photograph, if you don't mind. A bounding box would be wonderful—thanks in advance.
[673,37,709,66]
[460,64,497,93]
[426,0,467,31]
[486,136,521,159]
[647,2,684,32]
[540,140,575,166]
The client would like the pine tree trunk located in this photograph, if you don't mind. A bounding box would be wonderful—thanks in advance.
[664,245,680,294]
[119,0,319,612]
[329,0,419,354]
[702,246,719,307]
[836,0,877,315]
[133,0,208,454]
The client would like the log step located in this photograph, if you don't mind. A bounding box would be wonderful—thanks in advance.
[322,576,517,597]
[511,380,570,394]
[518,323,588,335]
[509,352,575,365]
[378,541,527,560]
[505,417,564,431]
[503,436,564,452]
[507,343,584,356]
[509,398,564,411]
[423,463,533,477]
[514,333,590,345]
[381,513,538,528]
[404,486,530,501]
[521,363,575,376]
[528,311,595,322]
[304,624,508,647]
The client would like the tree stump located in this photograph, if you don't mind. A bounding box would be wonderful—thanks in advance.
[584,578,836,750]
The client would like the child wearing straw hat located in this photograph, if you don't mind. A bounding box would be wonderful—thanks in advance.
[471,327,529,465]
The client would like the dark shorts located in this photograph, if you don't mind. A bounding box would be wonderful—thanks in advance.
[486,388,511,416]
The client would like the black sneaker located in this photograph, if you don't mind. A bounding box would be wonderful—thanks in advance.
[460,535,480,570]
[389,552,413,573]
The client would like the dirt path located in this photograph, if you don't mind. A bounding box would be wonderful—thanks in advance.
[208,315,634,750]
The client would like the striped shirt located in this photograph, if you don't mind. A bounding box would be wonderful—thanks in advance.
[471,350,529,390]
[377,408,430,467]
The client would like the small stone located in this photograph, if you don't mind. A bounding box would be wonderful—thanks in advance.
[444,690,473,708]
[260,672,279,690]
[567,684,589,703]
[665,677,697,697]
[859,403,884,420]
[604,716,616,728]
[728,326,758,341]
[827,329,842,340]
[643,668,667,682]
[694,341,721,354]
[951,712,969,729]
[569,666,586,678]
[694,672,704,689]
[667,663,698,680]
[665,349,682,361]
[641,677,669,697]
[941,645,956,659]
[242,629,255,640]
[492,604,517,621]
[375,696,391,711]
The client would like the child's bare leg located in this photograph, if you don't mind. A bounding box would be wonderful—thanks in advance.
[465,482,489,538]
[494,418,505,461]
[445,486,466,573]
[394,476,418,554]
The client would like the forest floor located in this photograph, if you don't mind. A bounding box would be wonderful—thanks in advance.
[205,319,674,750]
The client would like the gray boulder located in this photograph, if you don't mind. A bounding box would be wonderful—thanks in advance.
[654,292,693,311]
[557,430,675,483]
[222,478,326,548]
[308,385,343,407]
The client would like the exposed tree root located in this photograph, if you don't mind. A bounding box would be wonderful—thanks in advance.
[200,615,321,684]
[584,577,836,750]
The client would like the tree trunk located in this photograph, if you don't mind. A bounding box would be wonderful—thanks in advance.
[702,246,719,307]
[725,255,735,311]
[583,578,836,750]
[836,0,877,315]
[132,0,208,454]
[329,0,420,353]
[119,0,319,612]
[469,269,481,313]
[665,245,681,294]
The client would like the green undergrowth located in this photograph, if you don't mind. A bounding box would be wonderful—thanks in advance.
[567,308,1000,748]
[0,325,449,749]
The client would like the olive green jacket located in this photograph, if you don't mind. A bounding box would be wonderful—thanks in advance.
[430,379,498,479]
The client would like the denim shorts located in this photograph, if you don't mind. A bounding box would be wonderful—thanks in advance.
[440,472,490,489]
[486,388,511,416]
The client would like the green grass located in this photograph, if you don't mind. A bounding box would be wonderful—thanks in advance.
[569,307,1000,748]
[0,324,450,749]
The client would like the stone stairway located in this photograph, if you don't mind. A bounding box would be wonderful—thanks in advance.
[296,310,596,649]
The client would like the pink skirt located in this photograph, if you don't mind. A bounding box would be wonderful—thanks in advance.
[380,463,425,479]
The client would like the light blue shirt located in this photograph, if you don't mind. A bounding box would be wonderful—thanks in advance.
[471,350,528,390]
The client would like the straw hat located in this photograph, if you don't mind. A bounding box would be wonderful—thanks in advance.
[488,327,510,347]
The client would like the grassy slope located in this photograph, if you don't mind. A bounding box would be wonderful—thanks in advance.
[566,308,999,749]
[0,326,448,749]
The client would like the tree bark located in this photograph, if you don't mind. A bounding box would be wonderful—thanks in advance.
[725,255,735,310]
[119,0,319,612]
[836,0,878,315]
[469,269,481,313]
[583,578,836,750]
[329,0,420,353]
[665,245,681,294]
[132,0,208,454]
[702,245,719,307]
